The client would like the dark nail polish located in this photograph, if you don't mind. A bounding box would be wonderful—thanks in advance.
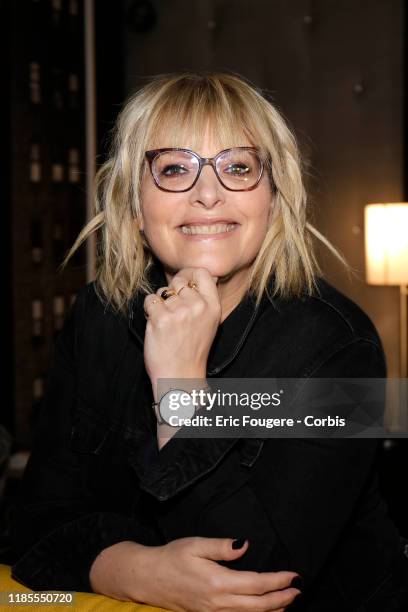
[232,537,247,549]
[290,576,304,590]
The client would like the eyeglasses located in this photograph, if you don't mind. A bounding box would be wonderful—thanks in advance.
[145,147,265,192]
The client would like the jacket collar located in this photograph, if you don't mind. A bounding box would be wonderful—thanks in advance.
[128,259,272,376]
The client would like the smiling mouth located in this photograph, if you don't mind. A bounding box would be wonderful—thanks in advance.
[180,223,238,235]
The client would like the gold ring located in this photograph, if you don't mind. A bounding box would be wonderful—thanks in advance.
[160,288,177,300]
[188,280,199,291]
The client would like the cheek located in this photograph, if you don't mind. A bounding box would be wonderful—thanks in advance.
[140,185,169,228]
[246,192,273,230]
[241,199,273,252]
[140,190,183,250]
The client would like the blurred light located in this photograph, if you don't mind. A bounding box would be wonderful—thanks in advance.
[365,203,408,285]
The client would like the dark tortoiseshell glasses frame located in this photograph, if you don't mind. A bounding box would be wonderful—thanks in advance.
[145,147,265,192]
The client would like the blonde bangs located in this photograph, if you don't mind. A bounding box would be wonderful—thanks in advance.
[143,75,270,158]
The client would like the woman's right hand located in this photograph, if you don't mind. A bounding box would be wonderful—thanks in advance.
[89,536,302,612]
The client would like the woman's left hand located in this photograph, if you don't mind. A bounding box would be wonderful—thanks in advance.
[143,267,221,398]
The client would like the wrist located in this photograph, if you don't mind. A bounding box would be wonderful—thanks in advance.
[90,541,161,604]
[151,372,208,403]
[153,387,212,446]
[89,541,146,599]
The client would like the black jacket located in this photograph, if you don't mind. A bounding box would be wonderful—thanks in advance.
[10,263,408,611]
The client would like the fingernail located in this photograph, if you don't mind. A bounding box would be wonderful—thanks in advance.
[290,576,304,590]
[232,537,247,549]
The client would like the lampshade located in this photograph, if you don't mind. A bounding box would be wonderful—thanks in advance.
[364,203,408,285]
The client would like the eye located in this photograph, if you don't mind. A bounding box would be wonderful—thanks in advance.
[224,162,251,176]
[161,164,189,177]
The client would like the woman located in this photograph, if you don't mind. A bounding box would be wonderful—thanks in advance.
[10,72,408,611]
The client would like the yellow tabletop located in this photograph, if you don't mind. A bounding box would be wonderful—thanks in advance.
[0,564,171,612]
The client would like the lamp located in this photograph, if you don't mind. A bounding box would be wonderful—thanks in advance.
[364,203,408,378]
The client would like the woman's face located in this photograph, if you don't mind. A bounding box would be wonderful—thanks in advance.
[139,129,274,283]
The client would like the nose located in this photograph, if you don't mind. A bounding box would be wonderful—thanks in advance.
[189,163,224,208]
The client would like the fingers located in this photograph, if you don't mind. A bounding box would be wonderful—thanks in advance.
[221,588,301,611]
[144,267,221,318]
[143,293,165,319]
[190,536,249,562]
[163,267,219,306]
[162,537,302,612]
[155,283,203,311]
[179,267,220,304]
[190,537,299,594]
[222,569,300,596]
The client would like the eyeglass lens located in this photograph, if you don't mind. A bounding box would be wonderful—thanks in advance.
[152,148,262,191]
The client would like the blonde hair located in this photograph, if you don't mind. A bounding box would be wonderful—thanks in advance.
[62,71,346,314]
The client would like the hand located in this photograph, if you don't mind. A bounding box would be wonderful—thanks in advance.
[89,537,302,612]
[143,267,221,396]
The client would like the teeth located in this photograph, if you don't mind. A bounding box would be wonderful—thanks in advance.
[181,223,237,235]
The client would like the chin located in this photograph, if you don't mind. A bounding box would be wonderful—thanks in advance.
[176,257,235,278]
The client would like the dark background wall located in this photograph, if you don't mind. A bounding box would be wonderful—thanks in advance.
[3,0,86,448]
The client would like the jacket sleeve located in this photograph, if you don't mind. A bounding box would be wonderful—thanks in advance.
[248,338,387,583]
[10,287,162,593]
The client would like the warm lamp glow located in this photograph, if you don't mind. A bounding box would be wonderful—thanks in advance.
[365,203,408,285]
